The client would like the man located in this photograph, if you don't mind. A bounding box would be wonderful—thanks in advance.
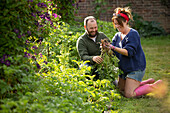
[76,16,110,79]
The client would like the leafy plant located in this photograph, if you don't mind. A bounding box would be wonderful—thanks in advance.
[0,0,122,112]
[94,39,122,82]
[92,0,111,19]
[97,20,117,40]
[131,12,166,37]
[54,0,79,23]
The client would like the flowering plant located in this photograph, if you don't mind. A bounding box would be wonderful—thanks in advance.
[0,0,60,96]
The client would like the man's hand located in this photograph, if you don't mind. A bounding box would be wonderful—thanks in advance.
[92,56,103,64]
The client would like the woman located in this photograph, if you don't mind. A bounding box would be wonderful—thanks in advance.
[106,7,162,98]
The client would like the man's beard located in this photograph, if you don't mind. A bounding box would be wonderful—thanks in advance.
[87,29,98,37]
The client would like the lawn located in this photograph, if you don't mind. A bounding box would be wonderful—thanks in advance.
[116,35,170,113]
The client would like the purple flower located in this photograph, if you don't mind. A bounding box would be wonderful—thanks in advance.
[52,13,58,18]
[39,24,44,27]
[0,58,5,63]
[76,3,79,9]
[45,17,50,21]
[37,3,41,7]
[27,31,31,36]
[0,54,11,65]
[3,54,8,59]
[48,3,53,6]
[32,55,36,60]
[31,13,36,17]
[39,14,45,19]
[37,3,47,8]
[50,21,53,26]
[44,4,47,8]
[18,35,21,38]
[39,53,43,57]
[22,33,25,37]
[36,11,41,16]
[27,53,30,57]
[24,52,28,58]
[44,12,50,16]
[35,21,39,26]
[36,63,41,69]
[28,0,33,2]
[14,29,19,34]
[25,40,30,45]
[43,61,48,65]
[5,60,10,66]
[24,52,30,58]
[32,46,38,49]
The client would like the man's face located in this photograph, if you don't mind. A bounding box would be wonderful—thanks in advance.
[86,19,98,38]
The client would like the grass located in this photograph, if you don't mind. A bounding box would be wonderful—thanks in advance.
[117,35,170,113]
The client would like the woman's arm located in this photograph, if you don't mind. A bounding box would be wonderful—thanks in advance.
[114,47,128,56]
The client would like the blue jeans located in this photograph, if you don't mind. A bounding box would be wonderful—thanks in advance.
[119,70,145,82]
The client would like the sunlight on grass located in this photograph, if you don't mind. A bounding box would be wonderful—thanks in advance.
[147,79,168,98]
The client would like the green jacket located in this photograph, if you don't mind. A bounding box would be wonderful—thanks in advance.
[76,32,109,65]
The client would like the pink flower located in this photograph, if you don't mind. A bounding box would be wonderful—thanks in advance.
[52,13,58,18]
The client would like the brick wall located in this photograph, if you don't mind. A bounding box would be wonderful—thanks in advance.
[75,0,170,33]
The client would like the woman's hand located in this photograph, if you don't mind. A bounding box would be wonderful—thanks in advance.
[104,42,116,50]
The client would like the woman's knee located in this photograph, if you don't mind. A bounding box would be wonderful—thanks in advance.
[118,77,126,91]
[124,91,135,98]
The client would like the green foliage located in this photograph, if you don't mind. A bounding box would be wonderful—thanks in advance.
[0,0,60,97]
[55,0,78,23]
[96,52,121,82]
[131,12,166,37]
[0,0,121,112]
[0,54,121,112]
[92,0,111,19]
[97,20,117,40]
[1,0,43,97]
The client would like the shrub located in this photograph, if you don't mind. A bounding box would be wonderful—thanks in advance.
[131,12,166,37]
[54,0,79,23]
[0,0,121,112]
[0,0,59,97]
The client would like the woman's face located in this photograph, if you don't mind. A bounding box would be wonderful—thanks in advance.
[114,19,126,33]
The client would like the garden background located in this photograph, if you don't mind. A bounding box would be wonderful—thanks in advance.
[0,0,169,113]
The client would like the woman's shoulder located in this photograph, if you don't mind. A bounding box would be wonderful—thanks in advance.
[129,28,139,34]
[113,32,121,38]
[128,28,140,37]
